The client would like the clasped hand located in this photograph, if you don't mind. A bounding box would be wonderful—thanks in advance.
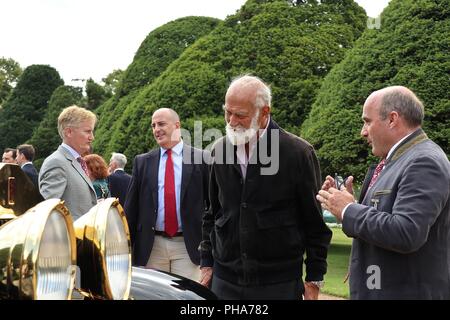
[316,175,355,221]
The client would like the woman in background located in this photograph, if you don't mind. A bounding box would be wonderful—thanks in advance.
[84,153,110,201]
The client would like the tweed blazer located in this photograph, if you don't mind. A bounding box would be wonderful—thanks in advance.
[344,129,450,299]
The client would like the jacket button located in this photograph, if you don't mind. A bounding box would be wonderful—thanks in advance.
[241,202,247,209]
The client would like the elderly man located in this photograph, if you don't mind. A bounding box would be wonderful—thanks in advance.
[317,86,450,299]
[108,152,132,207]
[200,75,332,300]
[39,105,98,220]
[124,108,209,282]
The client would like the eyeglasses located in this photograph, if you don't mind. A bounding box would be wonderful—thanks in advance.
[334,173,347,190]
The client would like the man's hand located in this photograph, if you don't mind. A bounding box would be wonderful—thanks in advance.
[304,282,320,300]
[199,267,213,288]
[321,175,354,194]
[316,186,355,221]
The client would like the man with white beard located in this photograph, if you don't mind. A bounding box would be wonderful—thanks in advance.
[200,75,331,300]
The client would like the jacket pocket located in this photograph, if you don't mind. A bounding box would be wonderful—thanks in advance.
[255,210,300,260]
[373,189,391,196]
[256,210,296,229]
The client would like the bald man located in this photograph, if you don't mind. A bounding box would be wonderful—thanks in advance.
[124,108,209,282]
[317,86,450,299]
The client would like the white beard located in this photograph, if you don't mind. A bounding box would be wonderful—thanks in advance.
[226,111,260,146]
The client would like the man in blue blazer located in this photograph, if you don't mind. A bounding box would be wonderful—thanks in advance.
[108,152,131,207]
[318,86,450,299]
[124,108,209,282]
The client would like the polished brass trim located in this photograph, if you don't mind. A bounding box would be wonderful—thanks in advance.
[74,198,131,300]
[0,198,76,300]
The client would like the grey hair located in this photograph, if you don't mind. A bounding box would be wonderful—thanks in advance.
[379,87,424,127]
[110,152,127,168]
[228,75,272,109]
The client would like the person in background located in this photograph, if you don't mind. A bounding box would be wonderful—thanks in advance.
[108,152,131,207]
[39,105,98,220]
[84,153,110,201]
[200,75,332,300]
[16,144,39,188]
[2,148,16,163]
[317,86,450,299]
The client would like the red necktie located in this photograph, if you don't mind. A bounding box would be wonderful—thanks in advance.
[164,149,178,236]
[77,157,89,175]
[369,159,386,188]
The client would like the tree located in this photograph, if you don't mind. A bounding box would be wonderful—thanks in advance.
[85,78,111,109]
[0,57,22,107]
[102,69,123,96]
[0,64,63,152]
[27,85,83,169]
[301,0,450,182]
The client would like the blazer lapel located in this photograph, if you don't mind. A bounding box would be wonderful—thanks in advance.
[59,146,96,194]
[180,145,194,204]
[148,149,160,207]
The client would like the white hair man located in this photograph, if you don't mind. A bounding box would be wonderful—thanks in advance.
[108,152,132,207]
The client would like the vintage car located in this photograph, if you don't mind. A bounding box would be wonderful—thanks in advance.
[0,163,216,300]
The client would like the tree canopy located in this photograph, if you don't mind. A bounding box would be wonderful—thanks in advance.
[301,0,450,181]
[0,64,63,152]
[0,57,22,108]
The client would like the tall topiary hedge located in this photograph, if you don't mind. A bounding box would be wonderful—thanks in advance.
[301,0,450,182]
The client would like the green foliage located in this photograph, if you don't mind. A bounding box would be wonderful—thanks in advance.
[102,69,123,96]
[93,16,221,161]
[27,85,83,169]
[301,0,450,182]
[0,64,63,152]
[118,16,221,97]
[323,227,351,298]
[86,78,111,109]
[95,0,366,167]
[0,57,22,107]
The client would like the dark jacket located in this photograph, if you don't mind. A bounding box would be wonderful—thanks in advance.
[124,144,210,266]
[201,120,332,287]
[344,129,450,299]
[22,162,39,189]
[108,170,131,207]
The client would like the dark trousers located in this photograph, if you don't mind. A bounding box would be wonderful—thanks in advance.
[211,275,302,300]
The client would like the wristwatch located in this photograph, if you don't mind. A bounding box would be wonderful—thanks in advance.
[307,281,324,289]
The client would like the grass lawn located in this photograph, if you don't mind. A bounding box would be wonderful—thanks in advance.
[322,226,352,298]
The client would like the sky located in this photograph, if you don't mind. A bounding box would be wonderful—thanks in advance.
[0,0,391,86]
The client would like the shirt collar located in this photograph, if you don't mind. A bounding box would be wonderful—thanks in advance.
[160,140,183,156]
[236,115,271,164]
[61,143,81,159]
[21,161,33,168]
[386,131,414,160]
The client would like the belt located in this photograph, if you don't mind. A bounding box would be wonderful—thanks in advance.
[154,230,183,238]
